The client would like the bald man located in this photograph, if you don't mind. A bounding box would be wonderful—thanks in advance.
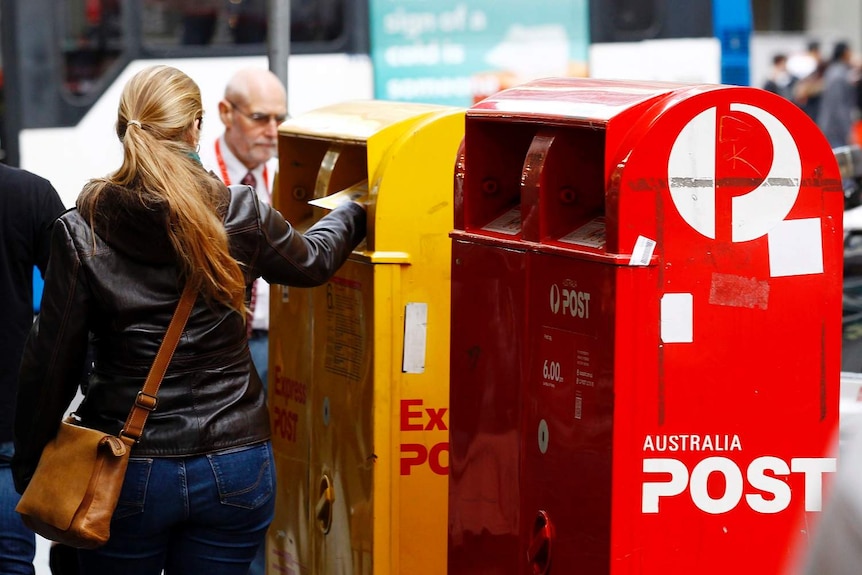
[200,67,287,575]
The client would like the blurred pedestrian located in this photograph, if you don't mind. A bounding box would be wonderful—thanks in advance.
[788,40,822,80]
[800,422,862,574]
[11,64,365,574]
[0,164,65,574]
[792,41,826,121]
[817,41,859,147]
[763,53,798,101]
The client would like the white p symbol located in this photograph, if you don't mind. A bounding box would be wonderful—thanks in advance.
[667,103,801,242]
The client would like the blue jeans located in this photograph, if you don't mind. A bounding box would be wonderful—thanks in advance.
[0,441,36,575]
[78,441,275,575]
[247,331,269,575]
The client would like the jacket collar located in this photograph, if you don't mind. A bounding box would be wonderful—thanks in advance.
[80,183,176,265]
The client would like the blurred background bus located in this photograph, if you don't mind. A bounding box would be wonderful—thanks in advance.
[0,0,762,208]
[0,0,855,207]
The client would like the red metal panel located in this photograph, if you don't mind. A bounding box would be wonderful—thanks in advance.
[609,86,843,575]
[522,255,618,574]
[448,238,528,574]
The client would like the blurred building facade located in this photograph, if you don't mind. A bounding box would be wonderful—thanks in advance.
[755,0,862,51]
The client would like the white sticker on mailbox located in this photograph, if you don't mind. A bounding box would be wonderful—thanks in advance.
[661,293,693,343]
[767,218,824,277]
[402,303,428,374]
[630,235,656,266]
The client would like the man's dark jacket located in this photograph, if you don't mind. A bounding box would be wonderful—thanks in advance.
[0,165,64,446]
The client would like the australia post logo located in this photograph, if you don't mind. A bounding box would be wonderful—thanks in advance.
[549,281,591,318]
[641,434,836,515]
[669,103,800,243]
[666,102,823,278]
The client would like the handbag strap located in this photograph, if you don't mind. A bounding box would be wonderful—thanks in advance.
[120,282,197,444]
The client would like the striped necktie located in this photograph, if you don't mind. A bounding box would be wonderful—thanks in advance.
[241,170,257,189]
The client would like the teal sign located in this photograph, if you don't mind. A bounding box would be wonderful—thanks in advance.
[369,0,590,106]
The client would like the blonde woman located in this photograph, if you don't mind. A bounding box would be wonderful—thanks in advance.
[12,65,366,574]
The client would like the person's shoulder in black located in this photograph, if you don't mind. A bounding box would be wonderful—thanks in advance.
[0,163,67,271]
[0,163,65,444]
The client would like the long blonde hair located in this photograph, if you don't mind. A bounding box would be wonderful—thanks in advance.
[78,65,246,315]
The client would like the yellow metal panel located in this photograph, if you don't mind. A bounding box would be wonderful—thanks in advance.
[279,100,444,144]
[268,283,314,573]
[370,110,464,255]
[371,263,399,575]
[372,111,464,575]
[309,263,375,574]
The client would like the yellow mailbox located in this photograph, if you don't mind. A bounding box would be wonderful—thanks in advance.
[267,101,464,574]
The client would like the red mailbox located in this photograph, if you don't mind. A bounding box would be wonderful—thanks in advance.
[448,78,843,574]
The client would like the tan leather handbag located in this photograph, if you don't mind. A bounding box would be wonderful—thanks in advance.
[15,284,196,549]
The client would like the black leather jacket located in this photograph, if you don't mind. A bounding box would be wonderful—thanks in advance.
[12,182,366,491]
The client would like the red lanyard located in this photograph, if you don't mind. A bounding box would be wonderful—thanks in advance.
[215,139,269,199]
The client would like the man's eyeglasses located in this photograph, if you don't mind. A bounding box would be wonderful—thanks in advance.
[227,100,288,125]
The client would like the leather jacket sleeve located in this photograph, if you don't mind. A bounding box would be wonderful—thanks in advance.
[12,216,91,492]
[227,185,367,286]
